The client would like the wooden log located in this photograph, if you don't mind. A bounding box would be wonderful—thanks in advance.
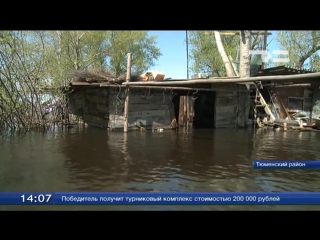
[122,72,320,85]
[101,84,250,92]
[123,53,131,133]
[275,84,311,88]
[274,119,300,126]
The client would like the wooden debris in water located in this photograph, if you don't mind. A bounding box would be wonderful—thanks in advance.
[72,69,141,84]
[257,120,320,132]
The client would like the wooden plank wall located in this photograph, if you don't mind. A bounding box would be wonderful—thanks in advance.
[68,89,85,115]
[276,87,312,116]
[276,87,304,109]
[108,88,176,130]
[68,87,109,128]
[312,88,320,115]
[312,88,320,105]
[236,85,251,127]
[215,91,238,128]
[179,96,194,126]
[303,88,313,112]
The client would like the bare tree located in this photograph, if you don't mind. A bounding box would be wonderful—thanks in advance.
[0,31,48,131]
[214,31,236,77]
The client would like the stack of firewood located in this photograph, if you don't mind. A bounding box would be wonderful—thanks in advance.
[71,70,140,84]
[139,70,165,81]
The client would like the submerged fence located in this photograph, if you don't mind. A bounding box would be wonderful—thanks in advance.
[0,91,81,132]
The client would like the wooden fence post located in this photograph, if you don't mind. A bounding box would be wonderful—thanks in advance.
[124,53,131,133]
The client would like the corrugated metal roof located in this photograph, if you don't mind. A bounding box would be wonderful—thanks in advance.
[254,65,316,76]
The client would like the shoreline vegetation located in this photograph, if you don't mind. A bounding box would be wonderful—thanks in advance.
[2,30,320,134]
[0,70,126,134]
[0,30,162,134]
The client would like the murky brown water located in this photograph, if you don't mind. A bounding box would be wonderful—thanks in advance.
[1,126,320,210]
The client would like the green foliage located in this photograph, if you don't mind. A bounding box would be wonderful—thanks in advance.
[188,31,239,76]
[188,31,265,77]
[1,30,161,89]
[103,31,161,75]
[275,31,320,69]
[38,31,161,86]
[0,30,161,130]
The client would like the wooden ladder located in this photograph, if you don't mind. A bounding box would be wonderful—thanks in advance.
[252,83,276,122]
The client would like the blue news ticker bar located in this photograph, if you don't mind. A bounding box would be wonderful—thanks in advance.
[253,160,320,169]
[1,192,320,205]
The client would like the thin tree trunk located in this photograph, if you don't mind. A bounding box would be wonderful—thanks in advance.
[239,31,251,78]
[214,31,236,77]
[237,30,251,128]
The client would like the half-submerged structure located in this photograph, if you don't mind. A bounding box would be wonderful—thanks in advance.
[67,57,320,132]
[67,63,252,131]
[250,65,320,128]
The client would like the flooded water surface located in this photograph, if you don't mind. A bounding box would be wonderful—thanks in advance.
[1,126,320,210]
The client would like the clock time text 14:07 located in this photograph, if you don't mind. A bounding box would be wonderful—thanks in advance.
[21,194,52,203]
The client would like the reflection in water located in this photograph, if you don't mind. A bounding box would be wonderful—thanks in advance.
[1,126,320,210]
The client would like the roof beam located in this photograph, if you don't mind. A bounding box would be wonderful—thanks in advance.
[122,72,320,86]
[205,31,272,36]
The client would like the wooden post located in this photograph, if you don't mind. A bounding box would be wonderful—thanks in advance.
[186,96,189,129]
[263,116,268,123]
[299,120,303,128]
[179,96,184,126]
[124,53,131,133]
[283,122,287,131]
[261,30,268,70]
[310,90,314,122]
[183,96,187,126]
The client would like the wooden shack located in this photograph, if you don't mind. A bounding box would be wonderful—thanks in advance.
[68,73,252,130]
[68,66,320,131]
[68,85,176,130]
[252,66,320,121]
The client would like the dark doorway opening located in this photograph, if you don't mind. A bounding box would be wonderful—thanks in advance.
[193,91,215,128]
[172,94,180,124]
[172,91,216,129]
